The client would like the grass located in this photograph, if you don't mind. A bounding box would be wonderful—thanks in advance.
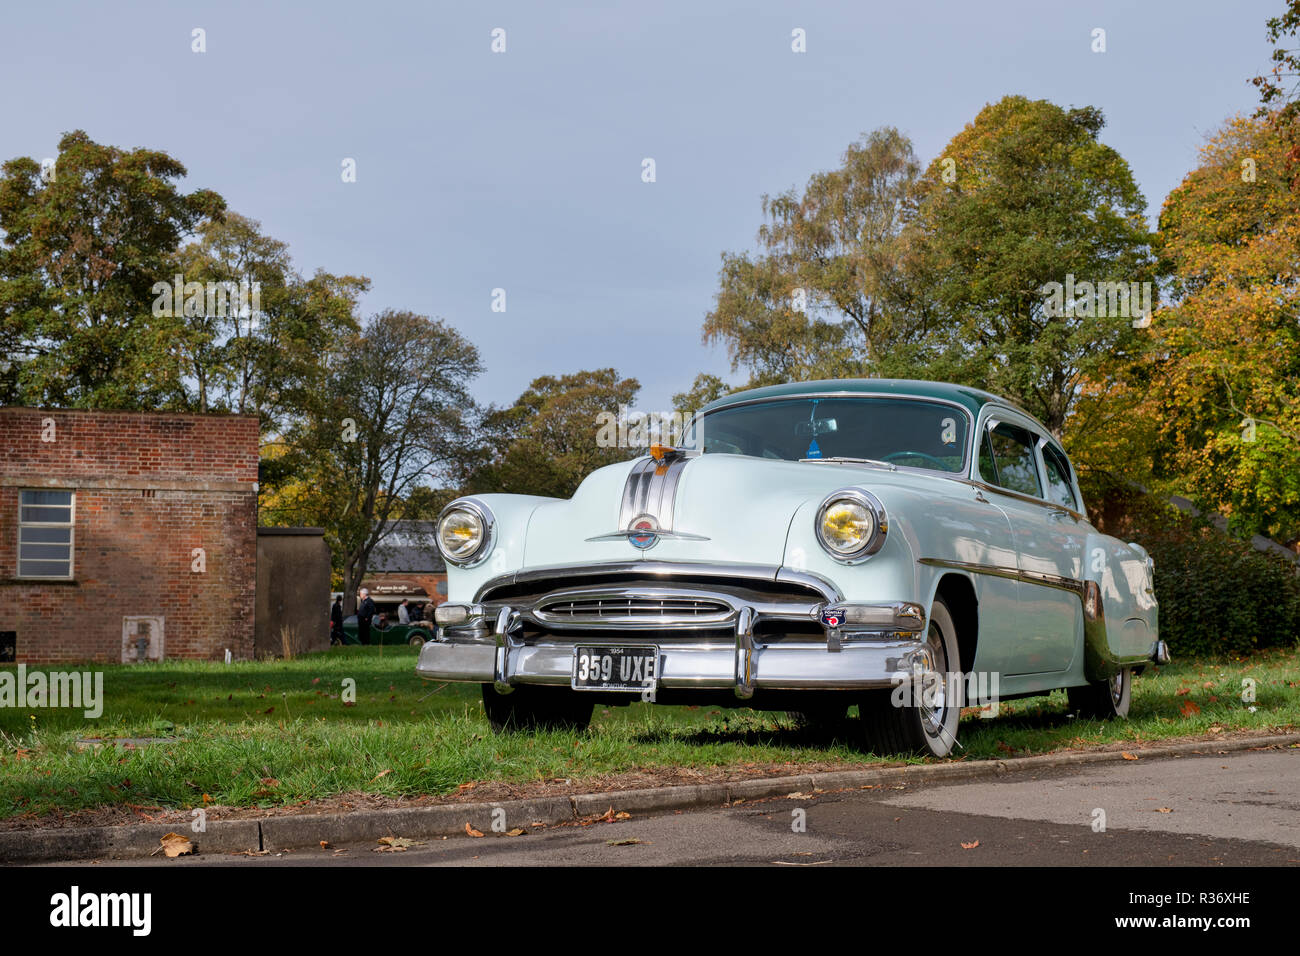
[0,646,1296,822]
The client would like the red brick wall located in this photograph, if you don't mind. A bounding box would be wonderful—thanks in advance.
[0,408,258,663]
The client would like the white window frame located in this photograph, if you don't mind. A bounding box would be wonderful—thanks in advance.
[17,488,76,580]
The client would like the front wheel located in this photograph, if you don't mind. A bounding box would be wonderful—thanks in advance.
[1068,668,1131,719]
[857,597,962,757]
[481,684,594,733]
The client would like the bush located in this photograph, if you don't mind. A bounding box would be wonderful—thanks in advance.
[1080,472,1300,658]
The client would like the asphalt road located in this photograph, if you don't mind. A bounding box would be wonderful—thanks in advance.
[53,747,1299,867]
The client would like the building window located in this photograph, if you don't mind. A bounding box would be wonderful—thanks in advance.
[18,489,75,579]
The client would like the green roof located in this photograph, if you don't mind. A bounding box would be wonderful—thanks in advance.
[697,378,1025,422]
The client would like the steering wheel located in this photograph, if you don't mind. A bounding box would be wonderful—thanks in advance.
[883,450,950,469]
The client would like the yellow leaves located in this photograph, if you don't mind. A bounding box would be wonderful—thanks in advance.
[464,823,484,838]
[375,836,422,852]
[155,832,195,858]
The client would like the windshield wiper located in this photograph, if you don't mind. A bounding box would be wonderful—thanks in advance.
[798,456,897,471]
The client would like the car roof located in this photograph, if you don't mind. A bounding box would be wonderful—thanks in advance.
[696,378,1041,429]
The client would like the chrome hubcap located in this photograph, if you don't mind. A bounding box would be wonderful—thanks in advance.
[919,624,949,735]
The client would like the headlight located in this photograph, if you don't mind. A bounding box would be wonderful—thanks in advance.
[436,499,495,567]
[815,489,887,563]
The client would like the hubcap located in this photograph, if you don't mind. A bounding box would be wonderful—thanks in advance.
[919,623,949,735]
[1109,671,1125,706]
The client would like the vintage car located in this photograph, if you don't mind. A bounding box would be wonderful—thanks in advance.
[337,614,432,647]
[417,379,1165,756]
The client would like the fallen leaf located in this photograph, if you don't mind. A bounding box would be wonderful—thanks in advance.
[614,811,631,821]
[606,838,649,846]
[369,769,392,784]
[506,828,526,837]
[375,835,423,852]
[465,823,485,838]
[1180,700,1201,717]
[319,841,331,849]
[961,840,980,850]
[156,832,195,858]
[1156,807,1174,813]
[1121,752,1138,761]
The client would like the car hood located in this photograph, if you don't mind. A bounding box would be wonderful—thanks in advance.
[517,452,947,570]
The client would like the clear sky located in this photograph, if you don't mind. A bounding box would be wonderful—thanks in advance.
[0,0,1278,415]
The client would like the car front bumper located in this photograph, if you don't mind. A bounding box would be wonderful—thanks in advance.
[417,575,928,698]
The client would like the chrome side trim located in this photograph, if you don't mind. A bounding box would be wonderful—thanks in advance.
[918,557,1149,680]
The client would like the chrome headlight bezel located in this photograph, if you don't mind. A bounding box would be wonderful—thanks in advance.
[814,488,888,564]
[435,498,496,568]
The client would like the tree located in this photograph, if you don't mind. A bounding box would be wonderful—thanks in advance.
[261,310,483,614]
[1146,112,1300,542]
[1251,0,1300,174]
[672,373,733,422]
[467,368,640,499]
[703,128,930,385]
[172,212,368,432]
[911,96,1156,437]
[0,130,225,407]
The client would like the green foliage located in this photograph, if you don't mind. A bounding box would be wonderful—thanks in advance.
[912,97,1156,435]
[467,368,640,499]
[0,130,225,408]
[1081,473,1300,657]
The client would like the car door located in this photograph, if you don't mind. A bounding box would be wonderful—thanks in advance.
[976,416,1080,676]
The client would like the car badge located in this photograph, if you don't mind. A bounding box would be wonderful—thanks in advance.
[820,607,843,628]
[627,514,659,550]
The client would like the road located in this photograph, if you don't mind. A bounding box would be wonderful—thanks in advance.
[54,749,1300,867]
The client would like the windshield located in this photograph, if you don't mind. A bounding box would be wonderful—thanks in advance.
[684,397,969,473]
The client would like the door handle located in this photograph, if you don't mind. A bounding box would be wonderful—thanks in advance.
[1048,508,1070,520]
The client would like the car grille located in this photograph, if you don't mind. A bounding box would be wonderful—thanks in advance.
[537,594,732,625]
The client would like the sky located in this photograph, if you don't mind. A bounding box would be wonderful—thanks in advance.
[0,0,1280,415]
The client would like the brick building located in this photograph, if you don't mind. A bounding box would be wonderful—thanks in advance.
[0,408,258,663]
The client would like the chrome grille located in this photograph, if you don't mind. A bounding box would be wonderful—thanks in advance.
[532,589,734,628]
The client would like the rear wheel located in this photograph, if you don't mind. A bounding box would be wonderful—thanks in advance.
[481,684,594,733]
[857,598,962,757]
[1068,668,1131,719]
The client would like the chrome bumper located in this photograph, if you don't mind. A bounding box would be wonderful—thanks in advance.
[418,593,927,697]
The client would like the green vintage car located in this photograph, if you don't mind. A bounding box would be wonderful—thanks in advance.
[338,614,432,647]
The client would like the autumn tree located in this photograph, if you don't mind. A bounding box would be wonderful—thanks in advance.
[1146,112,1300,542]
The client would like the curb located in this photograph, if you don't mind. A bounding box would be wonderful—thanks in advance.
[4,732,1297,863]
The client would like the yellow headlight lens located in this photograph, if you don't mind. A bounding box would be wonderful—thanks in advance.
[820,500,874,554]
[437,508,484,560]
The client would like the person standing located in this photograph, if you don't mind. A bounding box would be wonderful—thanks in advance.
[357,588,376,646]
[330,596,344,645]
[398,599,411,625]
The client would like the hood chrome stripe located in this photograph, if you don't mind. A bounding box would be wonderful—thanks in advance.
[618,454,693,535]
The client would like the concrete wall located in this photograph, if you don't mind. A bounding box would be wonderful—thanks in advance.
[256,528,331,657]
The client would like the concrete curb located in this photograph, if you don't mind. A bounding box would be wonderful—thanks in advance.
[4,732,1297,863]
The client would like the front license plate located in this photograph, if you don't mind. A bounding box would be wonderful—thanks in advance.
[571,646,659,692]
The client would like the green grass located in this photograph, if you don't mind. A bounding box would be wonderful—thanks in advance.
[0,646,1296,821]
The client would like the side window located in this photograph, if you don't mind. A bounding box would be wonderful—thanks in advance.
[984,423,1042,498]
[1042,444,1077,510]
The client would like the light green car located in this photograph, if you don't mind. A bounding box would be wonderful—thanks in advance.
[417,379,1164,756]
